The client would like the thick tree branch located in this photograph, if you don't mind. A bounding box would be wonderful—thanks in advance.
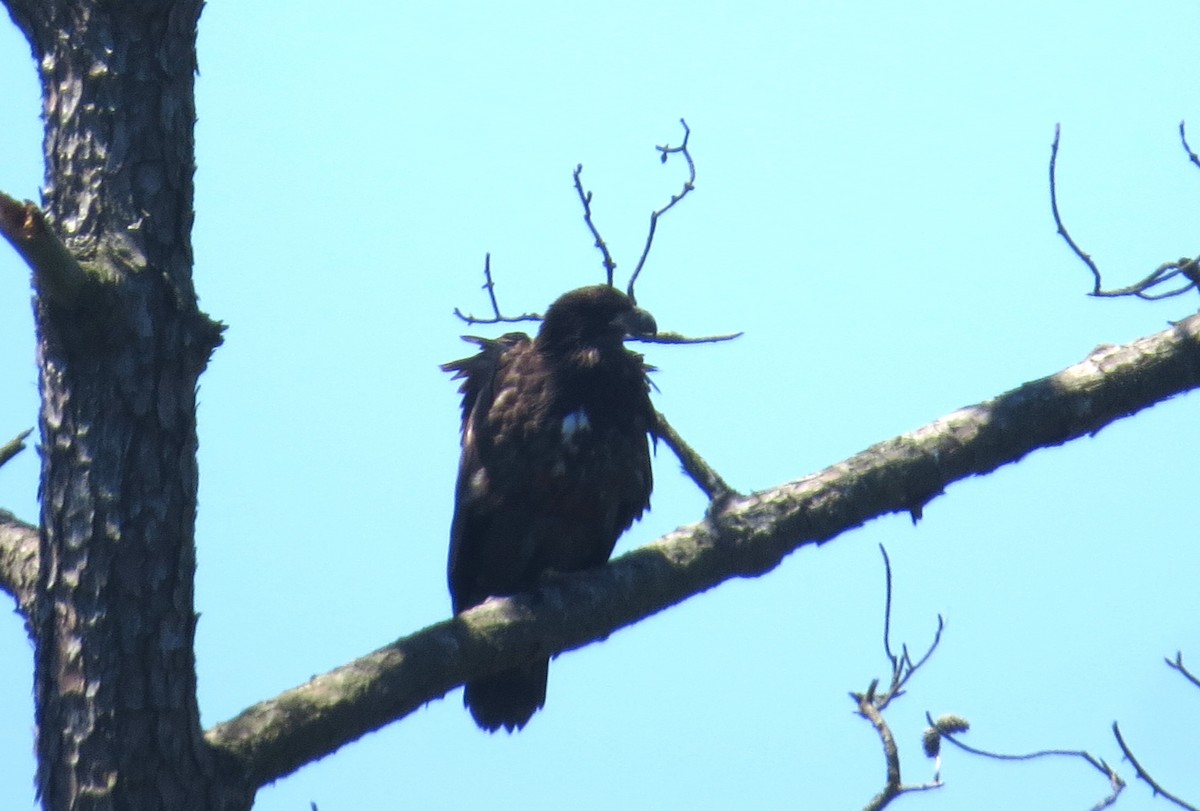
[206,311,1200,788]
[0,509,38,620]
[0,192,88,308]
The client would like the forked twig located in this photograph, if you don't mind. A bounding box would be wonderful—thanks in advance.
[1166,651,1200,690]
[1050,125,1200,300]
[854,546,946,810]
[453,254,542,325]
[627,119,696,301]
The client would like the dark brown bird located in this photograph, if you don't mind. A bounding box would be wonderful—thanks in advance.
[442,284,657,731]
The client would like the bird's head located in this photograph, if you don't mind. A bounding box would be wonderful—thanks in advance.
[536,285,657,358]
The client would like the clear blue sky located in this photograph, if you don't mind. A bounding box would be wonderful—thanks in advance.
[2,2,1198,808]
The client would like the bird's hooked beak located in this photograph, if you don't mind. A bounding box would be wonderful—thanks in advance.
[613,306,657,340]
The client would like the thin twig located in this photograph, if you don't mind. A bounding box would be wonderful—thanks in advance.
[874,546,944,706]
[1166,651,1200,690]
[933,716,1125,811]
[881,545,897,667]
[453,254,542,325]
[634,329,743,345]
[934,719,1109,774]
[1096,258,1200,301]
[627,118,696,301]
[1113,722,1197,811]
[1049,126,1200,300]
[853,549,946,810]
[0,429,31,469]
[1049,124,1104,294]
[572,164,618,286]
[1180,121,1200,170]
[653,410,736,504]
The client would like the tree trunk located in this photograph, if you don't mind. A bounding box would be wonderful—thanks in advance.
[2,2,244,807]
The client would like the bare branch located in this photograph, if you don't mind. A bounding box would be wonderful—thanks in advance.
[854,547,945,809]
[1049,127,1200,300]
[1049,125,1104,294]
[635,329,743,345]
[858,696,941,811]
[881,545,897,667]
[1166,651,1200,690]
[0,429,32,469]
[1093,258,1200,301]
[1113,722,1196,810]
[653,409,737,504]
[453,254,542,325]
[932,713,1124,809]
[1180,121,1200,170]
[627,118,696,301]
[206,313,1200,787]
[874,545,944,707]
[573,164,618,285]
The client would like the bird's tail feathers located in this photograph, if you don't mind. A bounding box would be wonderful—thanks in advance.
[464,659,549,733]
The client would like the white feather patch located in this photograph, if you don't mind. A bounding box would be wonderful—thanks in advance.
[561,409,591,439]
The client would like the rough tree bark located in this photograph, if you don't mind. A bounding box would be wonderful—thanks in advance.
[3,3,1200,811]
[2,1,243,808]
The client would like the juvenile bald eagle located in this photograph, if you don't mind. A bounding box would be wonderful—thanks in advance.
[443,284,657,731]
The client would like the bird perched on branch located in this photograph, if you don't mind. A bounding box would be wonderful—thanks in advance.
[442,284,658,732]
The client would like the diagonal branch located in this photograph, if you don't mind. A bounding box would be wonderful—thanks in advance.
[1166,651,1200,690]
[1113,722,1198,810]
[0,191,88,309]
[205,311,1200,789]
[0,429,31,469]
[653,409,737,503]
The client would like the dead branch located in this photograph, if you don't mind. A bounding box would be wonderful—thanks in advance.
[1180,121,1200,171]
[1112,722,1195,811]
[653,410,737,504]
[855,546,945,810]
[573,164,618,285]
[0,429,31,469]
[0,191,87,309]
[634,329,743,345]
[452,254,542,325]
[1050,126,1200,300]
[935,717,1124,811]
[627,118,695,302]
[1165,651,1200,690]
